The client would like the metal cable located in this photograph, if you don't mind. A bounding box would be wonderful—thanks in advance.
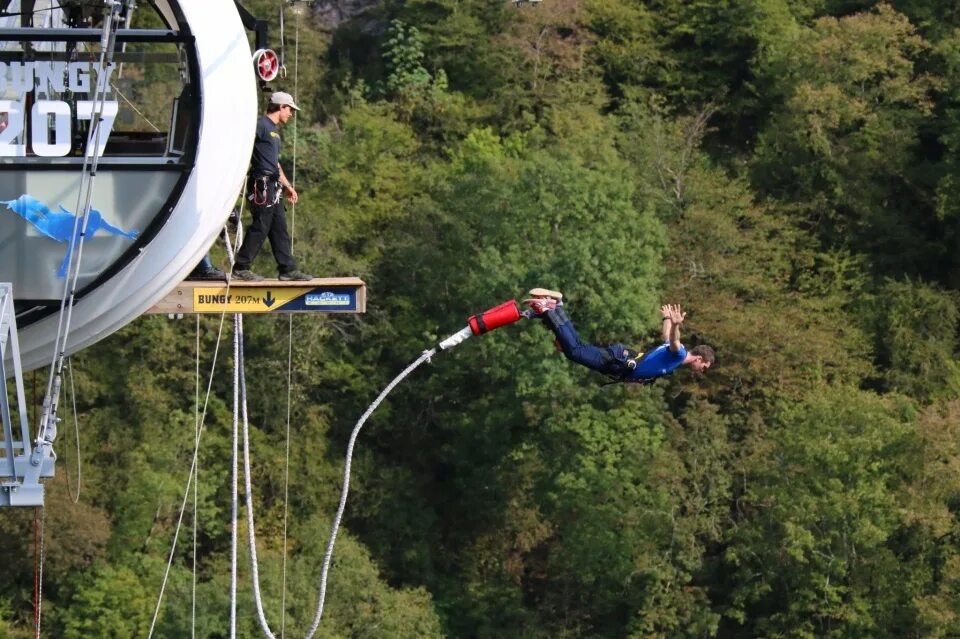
[45,0,122,389]
[34,506,45,639]
[64,358,81,503]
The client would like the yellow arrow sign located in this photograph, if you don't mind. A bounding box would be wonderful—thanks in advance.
[193,287,302,312]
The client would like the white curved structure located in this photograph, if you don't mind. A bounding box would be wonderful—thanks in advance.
[1,0,257,371]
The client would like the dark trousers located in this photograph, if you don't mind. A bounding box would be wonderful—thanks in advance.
[544,309,632,378]
[234,180,296,273]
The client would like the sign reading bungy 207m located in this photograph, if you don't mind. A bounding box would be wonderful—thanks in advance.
[1,61,119,158]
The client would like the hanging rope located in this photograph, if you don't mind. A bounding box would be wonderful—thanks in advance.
[33,505,45,639]
[192,315,200,639]
[64,358,82,504]
[33,507,40,638]
[146,302,235,639]
[148,154,249,635]
[306,348,438,634]
[149,132,249,636]
[231,321,444,637]
[231,314,241,639]
[281,4,303,636]
[238,315,281,639]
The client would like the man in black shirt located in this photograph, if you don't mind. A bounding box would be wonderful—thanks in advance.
[232,91,312,281]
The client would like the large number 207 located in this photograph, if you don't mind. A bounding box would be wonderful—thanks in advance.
[0,99,118,158]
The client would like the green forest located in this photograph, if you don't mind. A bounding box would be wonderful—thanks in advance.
[4,0,960,636]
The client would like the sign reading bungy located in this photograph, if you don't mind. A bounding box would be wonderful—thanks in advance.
[1,62,119,158]
[191,284,361,313]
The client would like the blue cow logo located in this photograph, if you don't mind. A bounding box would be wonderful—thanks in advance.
[2,194,139,278]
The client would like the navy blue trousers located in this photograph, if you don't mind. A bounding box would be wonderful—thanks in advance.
[546,313,632,378]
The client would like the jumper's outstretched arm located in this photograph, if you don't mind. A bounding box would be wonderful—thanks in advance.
[660,304,686,353]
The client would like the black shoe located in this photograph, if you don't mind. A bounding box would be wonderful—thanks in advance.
[278,269,312,281]
[188,266,227,281]
[232,268,264,282]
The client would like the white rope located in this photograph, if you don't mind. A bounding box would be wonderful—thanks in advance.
[33,7,122,636]
[147,308,233,638]
[281,309,294,639]
[233,336,446,637]
[150,68,251,639]
[192,315,200,639]
[305,347,438,636]
[231,315,240,639]
[39,0,123,462]
[237,318,281,639]
[281,7,302,636]
[52,2,121,372]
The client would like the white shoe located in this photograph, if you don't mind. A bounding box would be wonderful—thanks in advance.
[527,287,563,301]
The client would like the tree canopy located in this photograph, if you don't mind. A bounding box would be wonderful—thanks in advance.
[5,1,960,637]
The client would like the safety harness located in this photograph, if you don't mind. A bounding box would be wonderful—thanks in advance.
[248,174,281,207]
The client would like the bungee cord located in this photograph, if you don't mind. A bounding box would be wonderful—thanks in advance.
[232,305,518,636]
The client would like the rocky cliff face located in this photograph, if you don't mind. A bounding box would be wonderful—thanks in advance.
[311,0,379,32]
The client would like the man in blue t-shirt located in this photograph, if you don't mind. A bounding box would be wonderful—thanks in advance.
[523,289,714,384]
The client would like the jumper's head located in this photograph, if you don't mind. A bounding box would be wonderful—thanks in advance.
[689,345,715,374]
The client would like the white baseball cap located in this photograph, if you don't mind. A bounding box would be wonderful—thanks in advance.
[270,91,300,111]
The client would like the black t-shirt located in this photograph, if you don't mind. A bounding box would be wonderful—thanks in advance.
[249,115,281,177]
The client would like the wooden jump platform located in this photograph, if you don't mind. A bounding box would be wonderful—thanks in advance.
[146,277,366,315]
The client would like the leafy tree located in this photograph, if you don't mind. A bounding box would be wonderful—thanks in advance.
[723,387,916,637]
[751,4,942,274]
[616,98,874,403]
[61,564,154,638]
[382,19,434,99]
[865,279,960,401]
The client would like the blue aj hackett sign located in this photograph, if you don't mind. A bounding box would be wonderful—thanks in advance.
[306,292,352,307]
[280,289,357,312]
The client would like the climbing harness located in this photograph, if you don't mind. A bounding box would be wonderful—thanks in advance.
[248,175,280,207]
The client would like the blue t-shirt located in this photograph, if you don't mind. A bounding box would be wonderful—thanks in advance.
[629,342,686,381]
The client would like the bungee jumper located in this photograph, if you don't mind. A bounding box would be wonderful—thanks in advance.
[522,288,714,384]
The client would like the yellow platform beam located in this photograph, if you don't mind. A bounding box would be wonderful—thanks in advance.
[146,277,366,315]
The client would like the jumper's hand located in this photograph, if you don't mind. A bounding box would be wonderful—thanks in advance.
[661,304,686,325]
[285,185,299,205]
